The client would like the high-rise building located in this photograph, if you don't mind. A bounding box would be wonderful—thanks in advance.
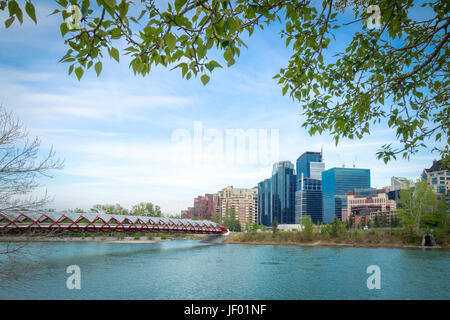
[181,193,216,220]
[296,151,324,188]
[216,186,258,228]
[257,178,272,226]
[391,176,409,191]
[181,207,194,219]
[422,159,450,201]
[271,161,297,224]
[295,179,323,224]
[322,167,371,222]
[295,151,324,224]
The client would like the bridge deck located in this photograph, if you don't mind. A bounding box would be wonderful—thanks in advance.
[0,212,228,234]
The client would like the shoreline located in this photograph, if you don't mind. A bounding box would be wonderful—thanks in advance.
[223,239,449,249]
[2,235,448,249]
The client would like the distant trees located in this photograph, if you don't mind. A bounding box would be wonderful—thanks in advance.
[331,217,346,237]
[88,202,164,217]
[397,179,439,230]
[90,204,128,215]
[209,208,241,231]
[301,215,314,240]
[395,178,449,244]
[245,218,260,233]
[221,208,241,232]
[210,211,221,224]
[272,216,278,234]
[130,202,163,217]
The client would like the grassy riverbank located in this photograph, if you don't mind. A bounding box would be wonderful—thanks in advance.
[224,228,450,249]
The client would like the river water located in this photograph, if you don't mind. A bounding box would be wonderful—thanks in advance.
[0,240,448,299]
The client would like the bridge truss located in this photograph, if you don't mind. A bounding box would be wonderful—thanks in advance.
[0,212,228,234]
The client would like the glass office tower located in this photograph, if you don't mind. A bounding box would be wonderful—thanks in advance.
[271,161,297,225]
[257,178,272,226]
[295,179,323,224]
[295,151,324,224]
[296,151,324,188]
[322,167,371,223]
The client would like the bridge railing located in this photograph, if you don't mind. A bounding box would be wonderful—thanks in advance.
[0,212,228,234]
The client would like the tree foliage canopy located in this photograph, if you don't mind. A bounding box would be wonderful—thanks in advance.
[397,179,448,231]
[2,0,448,163]
[89,202,164,216]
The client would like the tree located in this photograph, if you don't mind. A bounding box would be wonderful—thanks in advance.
[2,0,448,164]
[211,211,222,224]
[90,203,129,215]
[131,202,164,217]
[436,195,449,230]
[331,216,345,237]
[222,208,241,232]
[272,216,278,234]
[0,106,62,257]
[397,179,437,230]
[301,215,314,240]
[374,214,380,228]
[0,106,63,215]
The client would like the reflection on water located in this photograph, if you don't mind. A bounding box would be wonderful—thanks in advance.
[0,240,449,300]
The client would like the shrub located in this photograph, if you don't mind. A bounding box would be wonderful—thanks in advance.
[401,226,422,245]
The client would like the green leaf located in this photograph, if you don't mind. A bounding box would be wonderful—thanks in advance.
[5,16,15,28]
[174,0,188,13]
[110,28,121,39]
[166,33,177,51]
[60,22,69,36]
[25,2,37,24]
[201,74,210,85]
[223,48,233,61]
[95,61,102,77]
[109,47,119,62]
[49,9,60,16]
[75,67,83,80]
[104,0,116,8]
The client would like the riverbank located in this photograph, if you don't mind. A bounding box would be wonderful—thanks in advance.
[223,230,450,249]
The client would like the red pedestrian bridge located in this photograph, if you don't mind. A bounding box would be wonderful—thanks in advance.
[0,212,228,234]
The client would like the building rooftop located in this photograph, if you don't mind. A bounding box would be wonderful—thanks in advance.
[424,159,449,172]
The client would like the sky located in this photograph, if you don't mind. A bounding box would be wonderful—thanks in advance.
[0,1,443,215]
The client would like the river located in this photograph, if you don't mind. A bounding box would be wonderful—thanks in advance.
[0,240,448,299]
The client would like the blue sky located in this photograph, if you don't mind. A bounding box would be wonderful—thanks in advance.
[0,1,442,214]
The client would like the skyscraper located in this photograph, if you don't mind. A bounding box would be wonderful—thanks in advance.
[258,178,272,226]
[296,151,324,188]
[271,161,297,225]
[295,151,324,224]
[215,186,258,228]
[322,167,370,223]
